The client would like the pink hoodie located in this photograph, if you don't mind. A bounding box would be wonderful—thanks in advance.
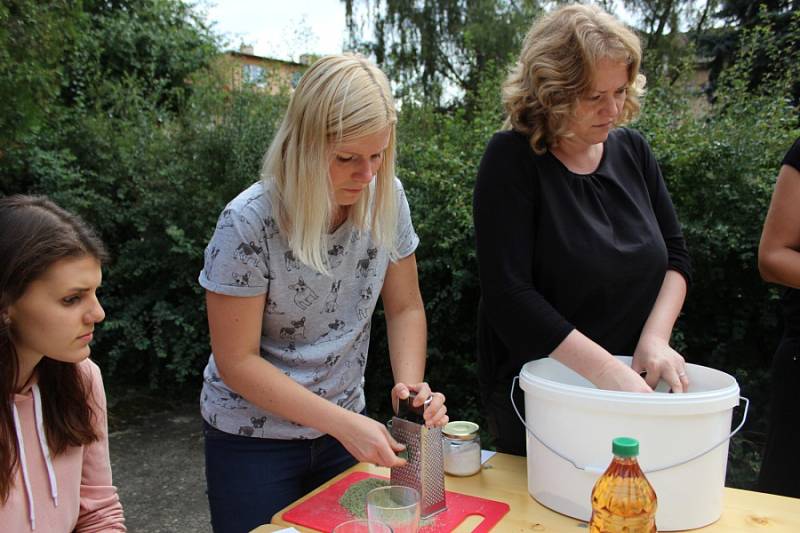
[2,359,126,532]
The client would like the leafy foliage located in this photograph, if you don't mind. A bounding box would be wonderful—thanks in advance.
[0,0,81,146]
[633,19,799,486]
[703,2,800,101]
[344,0,540,105]
[0,0,288,386]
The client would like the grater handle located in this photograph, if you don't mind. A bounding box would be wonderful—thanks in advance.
[397,391,430,424]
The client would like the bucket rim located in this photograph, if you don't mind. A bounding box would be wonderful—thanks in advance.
[519,356,739,407]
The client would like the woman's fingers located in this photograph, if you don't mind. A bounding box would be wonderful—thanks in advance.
[643,367,662,390]
[339,413,406,467]
[379,425,407,467]
[392,383,449,427]
[424,391,448,427]
[391,383,410,414]
[642,360,689,392]
[411,382,432,406]
[660,367,681,393]
[634,341,689,393]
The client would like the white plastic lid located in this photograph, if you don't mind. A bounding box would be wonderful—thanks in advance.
[443,421,479,440]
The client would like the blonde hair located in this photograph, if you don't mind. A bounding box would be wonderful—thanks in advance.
[503,3,646,154]
[262,54,399,274]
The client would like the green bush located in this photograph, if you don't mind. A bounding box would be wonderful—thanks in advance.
[3,76,288,386]
[633,17,799,488]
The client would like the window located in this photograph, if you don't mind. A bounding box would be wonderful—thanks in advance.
[291,71,302,88]
[242,64,265,85]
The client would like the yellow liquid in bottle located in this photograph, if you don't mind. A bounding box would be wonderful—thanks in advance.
[589,456,657,533]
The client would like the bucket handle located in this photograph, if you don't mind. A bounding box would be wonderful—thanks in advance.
[511,376,750,474]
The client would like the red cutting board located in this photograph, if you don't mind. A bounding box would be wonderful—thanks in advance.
[282,472,510,532]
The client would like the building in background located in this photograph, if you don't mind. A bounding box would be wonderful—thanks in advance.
[217,45,313,93]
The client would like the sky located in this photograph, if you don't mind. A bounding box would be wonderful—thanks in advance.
[200,1,644,64]
[202,0,349,62]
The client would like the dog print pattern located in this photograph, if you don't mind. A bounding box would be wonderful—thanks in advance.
[356,248,379,278]
[323,280,342,313]
[234,241,262,267]
[289,277,319,310]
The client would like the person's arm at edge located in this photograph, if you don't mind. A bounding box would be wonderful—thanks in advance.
[759,163,800,288]
[207,291,404,467]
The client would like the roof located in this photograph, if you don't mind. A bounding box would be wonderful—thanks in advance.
[224,50,306,67]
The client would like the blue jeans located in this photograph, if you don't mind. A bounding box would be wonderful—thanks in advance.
[203,422,357,533]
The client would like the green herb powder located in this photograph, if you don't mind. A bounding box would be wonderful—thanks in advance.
[339,478,389,518]
[338,478,435,526]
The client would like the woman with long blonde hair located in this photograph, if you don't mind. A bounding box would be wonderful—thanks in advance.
[473,4,692,455]
[199,54,448,532]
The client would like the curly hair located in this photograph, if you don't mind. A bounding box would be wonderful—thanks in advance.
[502,3,646,154]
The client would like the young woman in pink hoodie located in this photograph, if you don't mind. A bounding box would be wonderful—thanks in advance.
[0,195,126,532]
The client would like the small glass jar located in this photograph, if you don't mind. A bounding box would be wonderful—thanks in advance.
[442,421,481,476]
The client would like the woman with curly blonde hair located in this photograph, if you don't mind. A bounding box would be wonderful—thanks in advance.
[473,3,692,455]
[199,54,448,532]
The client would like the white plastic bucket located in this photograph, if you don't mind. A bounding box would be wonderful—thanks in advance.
[517,356,747,531]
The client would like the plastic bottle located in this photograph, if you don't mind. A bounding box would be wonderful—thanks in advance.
[589,437,657,533]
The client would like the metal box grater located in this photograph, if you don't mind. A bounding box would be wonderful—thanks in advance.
[389,415,447,519]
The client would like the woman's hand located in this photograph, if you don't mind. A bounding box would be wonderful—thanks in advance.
[550,330,652,393]
[633,271,689,393]
[333,411,407,468]
[392,382,449,428]
[632,334,689,392]
[591,357,653,393]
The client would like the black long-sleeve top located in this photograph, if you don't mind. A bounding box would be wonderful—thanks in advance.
[473,127,692,388]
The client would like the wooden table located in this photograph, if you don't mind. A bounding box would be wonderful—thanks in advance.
[258,452,800,532]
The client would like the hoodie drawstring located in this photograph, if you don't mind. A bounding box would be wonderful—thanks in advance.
[12,403,36,531]
[12,383,60,531]
[32,384,59,507]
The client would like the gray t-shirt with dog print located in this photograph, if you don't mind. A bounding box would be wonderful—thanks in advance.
[199,178,419,440]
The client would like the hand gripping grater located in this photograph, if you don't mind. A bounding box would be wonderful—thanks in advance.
[389,393,447,519]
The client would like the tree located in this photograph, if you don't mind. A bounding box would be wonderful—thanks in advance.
[703,1,800,102]
[61,0,217,111]
[0,0,217,154]
[615,0,724,83]
[0,0,81,149]
[343,0,541,106]
[716,0,799,26]
[0,0,226,387]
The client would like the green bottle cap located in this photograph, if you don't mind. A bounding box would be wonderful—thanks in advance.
[612,437,639,457]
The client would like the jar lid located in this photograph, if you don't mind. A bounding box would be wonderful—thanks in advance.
[443,421,479,440]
